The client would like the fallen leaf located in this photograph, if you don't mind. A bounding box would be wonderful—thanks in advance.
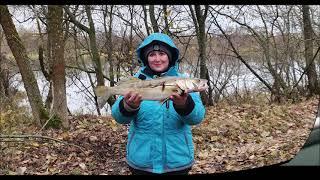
[89,136,98,142]
[31,142,40,147]
[79,163,86,170]
[16,167,27,175]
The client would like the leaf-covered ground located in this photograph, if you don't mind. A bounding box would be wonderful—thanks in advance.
[0,97,318,175]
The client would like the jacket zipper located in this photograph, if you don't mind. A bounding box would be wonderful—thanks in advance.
[162,101,170,171]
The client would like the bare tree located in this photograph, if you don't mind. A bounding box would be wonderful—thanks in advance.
[210,6,295,103]
[0,5,47,126]
[48,5,69,129]
[0,51,11,103]
[30,5,54,109]
[102,5,116,106]
[126,5,136,76]
[302,5,319,96]
[142,5,150,36]
[189,5,213,105]
[163,5,171,35]
[64,5,104,87]
[64,5,106,114]
[0,27,6,100]
[149,5,159,33]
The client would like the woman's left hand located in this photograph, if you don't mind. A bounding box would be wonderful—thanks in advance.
[170,92,188,108]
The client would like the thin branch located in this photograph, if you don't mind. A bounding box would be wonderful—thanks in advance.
[290,45,320,93]
[65,65,116,84]
[63,6,90,33]
[209,9,274,93]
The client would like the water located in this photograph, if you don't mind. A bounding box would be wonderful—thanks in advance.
[13,71,110,116]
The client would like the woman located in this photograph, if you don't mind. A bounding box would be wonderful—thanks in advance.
[111,33,206,175]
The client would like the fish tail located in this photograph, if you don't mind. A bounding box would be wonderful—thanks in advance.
[94,86,111,109]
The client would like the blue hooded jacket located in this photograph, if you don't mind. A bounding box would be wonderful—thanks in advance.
[111,33,205,174]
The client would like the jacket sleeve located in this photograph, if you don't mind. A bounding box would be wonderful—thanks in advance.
[175,92,206,125]
[111,96,138,124]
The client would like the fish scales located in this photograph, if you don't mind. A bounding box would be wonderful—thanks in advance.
[94,76,208,108]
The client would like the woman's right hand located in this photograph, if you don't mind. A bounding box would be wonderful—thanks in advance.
[124,91,142,109]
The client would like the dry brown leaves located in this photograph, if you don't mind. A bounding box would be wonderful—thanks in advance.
[190,97,318,174]
[0,115,130,175]
[0,97,318,175]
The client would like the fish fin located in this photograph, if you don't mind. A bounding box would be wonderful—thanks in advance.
[116,77,140,85]
[179,89,186,96]
[175,86,185,95]
[94,86,111,109]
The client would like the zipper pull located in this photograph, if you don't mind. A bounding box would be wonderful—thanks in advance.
[166,100,169,109]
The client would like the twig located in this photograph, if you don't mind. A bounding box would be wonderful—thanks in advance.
[0,134,86,153]
[290,45,320,94]
[37,113,56,133]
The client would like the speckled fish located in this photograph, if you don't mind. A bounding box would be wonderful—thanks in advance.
[94,76,208,108]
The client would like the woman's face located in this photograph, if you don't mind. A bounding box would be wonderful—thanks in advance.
[147,51,169,73]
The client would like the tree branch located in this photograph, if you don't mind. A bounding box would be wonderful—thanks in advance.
[63,6,90,33]
[65,65,116,84]
[209,9,274,93]
[290,45,320,94]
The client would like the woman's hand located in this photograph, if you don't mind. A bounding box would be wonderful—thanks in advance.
[124,91,142,109]
[170,92,188,108]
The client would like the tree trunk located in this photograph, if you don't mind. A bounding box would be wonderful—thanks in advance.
[128,5,135,77]
[191,5,212,106]
[149,5,159,33]
[0,5,47,126]
[0,29,6,100]
[163,5,170,35]
[0,55,5,101]
[103,5,116,106]
[48,5,69,129]
[142,5,150,36]
[85,6,104,87]
[38,45,53,109]
[64,5,105,87]
[35,10,54,110]
[302,5,319,96]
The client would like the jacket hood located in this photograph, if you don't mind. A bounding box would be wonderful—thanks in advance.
[136,33,179,67]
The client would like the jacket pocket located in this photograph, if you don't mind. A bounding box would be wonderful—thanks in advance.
[165,132,193,168]
[127,132,152,168]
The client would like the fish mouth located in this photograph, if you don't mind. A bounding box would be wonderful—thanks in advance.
[197,80,209,91]
[184,79,208,93]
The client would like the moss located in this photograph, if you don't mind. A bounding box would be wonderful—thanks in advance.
[45,114,63,129]
[39,108,62,129]
[40,107,50,120]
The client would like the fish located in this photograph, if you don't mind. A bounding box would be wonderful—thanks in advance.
[94,76,208,108]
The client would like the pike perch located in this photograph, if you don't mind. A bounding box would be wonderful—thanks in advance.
[94,76,208,108]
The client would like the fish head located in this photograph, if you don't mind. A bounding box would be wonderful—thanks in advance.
[176,78,208,93]
[191,78,208,92]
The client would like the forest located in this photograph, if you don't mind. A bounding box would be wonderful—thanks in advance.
[0,5,319,175]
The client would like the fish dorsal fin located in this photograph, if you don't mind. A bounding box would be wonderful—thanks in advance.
[116,77,141,85]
